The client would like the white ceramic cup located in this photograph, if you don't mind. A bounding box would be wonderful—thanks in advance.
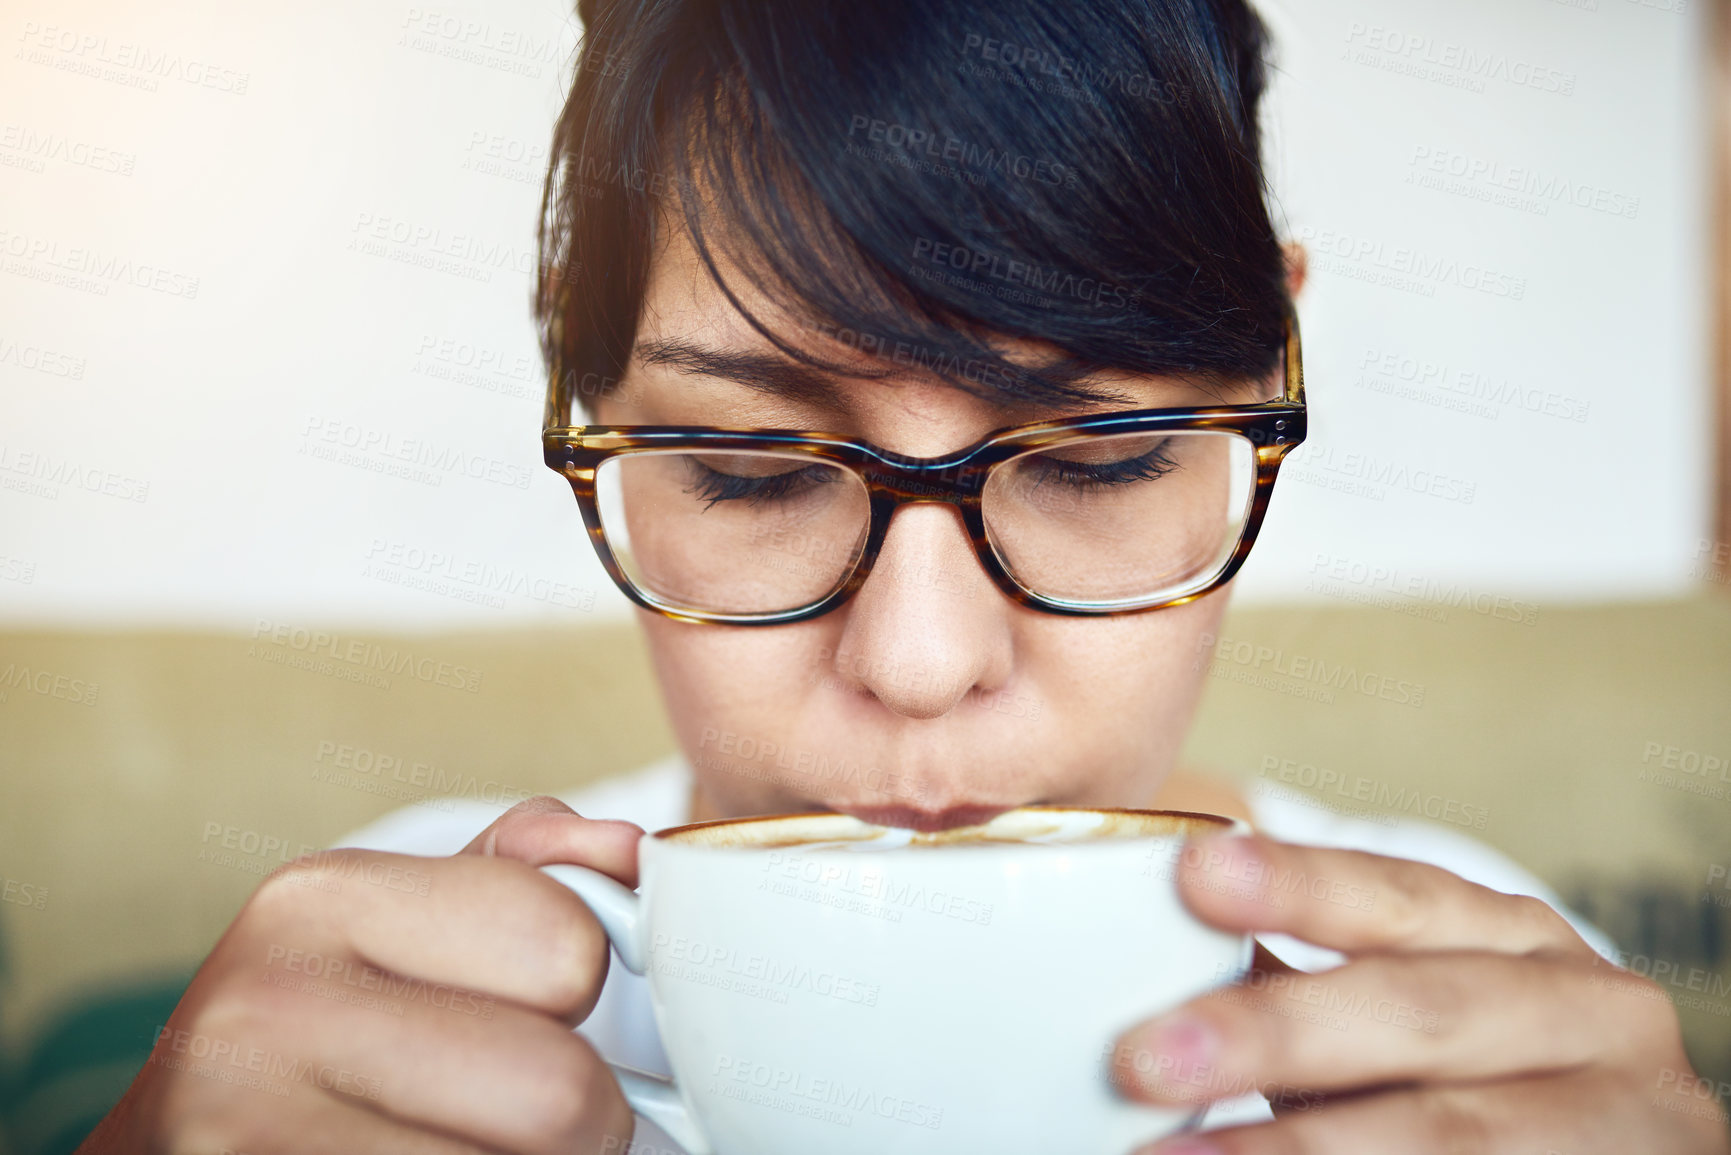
[541,806,1251,1155]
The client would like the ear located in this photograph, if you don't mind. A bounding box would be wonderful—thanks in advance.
[1282,241,1308,301]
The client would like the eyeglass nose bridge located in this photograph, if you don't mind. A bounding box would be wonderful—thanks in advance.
[843,458,1009,605]
[858,458,991,508]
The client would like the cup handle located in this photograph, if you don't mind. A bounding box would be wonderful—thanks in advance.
[540,864,713,1155]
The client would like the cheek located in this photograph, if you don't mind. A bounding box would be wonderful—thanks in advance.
[636,610,829,747]
[1040,593,1226,708]
[1024,593,1229,798]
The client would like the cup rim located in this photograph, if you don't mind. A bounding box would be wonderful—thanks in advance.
[652,804,1238,847]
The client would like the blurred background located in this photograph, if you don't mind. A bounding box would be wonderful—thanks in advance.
[2,0,1728,1150]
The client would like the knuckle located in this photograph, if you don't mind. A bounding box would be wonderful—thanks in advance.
[193,1102,284,1154]
[1614,974,1687,1048]
[148,1010,287,1139]
[196,983,276,1041]
[1600,965,1668,1007]
[154,1059,223,1136]
[521,1041,605,1140]
[1504,893,1575,947]
[167,1105,255,1154]
[507,794,579,825]
[575,1047,635,1146]
[530,892,610,1015]
[473,796,581,857]
[1572,957,1681,1049]
[249,850,351,916]
[1384,955,1463,1021]
[1415,1086,1494,1151]
[1372,858,1437,942]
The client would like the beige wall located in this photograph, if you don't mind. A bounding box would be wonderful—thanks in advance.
[4,596,1729,1084]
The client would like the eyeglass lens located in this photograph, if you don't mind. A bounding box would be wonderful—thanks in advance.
[592,432,1256,615]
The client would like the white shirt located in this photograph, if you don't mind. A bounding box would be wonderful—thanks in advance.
[337,754,1618,1148]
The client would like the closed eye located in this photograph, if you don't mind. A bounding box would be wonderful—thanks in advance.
[683,457,839,509]
[1024,442,1181,490]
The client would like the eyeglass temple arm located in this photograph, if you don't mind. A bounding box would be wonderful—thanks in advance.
[544,371,569,436]
[1281,311,1306,408]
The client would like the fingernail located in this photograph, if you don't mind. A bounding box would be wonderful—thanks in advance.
[1192,834,1265,898]
[1154,1011,1218,1074]
[1121,1012,1219,1101]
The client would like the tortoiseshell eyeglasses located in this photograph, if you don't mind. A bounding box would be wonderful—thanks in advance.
[542,315,1306,625]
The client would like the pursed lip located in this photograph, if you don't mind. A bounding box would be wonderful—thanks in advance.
[829,802,1024,834]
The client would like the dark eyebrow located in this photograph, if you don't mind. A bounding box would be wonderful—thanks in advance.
[631,336,1254,414]
[634,338,849,408]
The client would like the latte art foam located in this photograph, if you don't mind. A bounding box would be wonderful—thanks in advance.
[796,812,1111,851]
[660,805,1231,850]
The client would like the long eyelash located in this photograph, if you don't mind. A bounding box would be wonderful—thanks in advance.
[1035,444,1181,490]
[685,462,836,509]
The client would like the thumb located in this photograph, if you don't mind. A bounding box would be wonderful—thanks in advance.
[461,794,646,888]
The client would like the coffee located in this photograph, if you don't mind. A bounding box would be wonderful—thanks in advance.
[662,805,1231,852]
[759,834,1036,851]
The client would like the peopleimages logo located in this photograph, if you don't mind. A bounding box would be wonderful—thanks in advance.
[16,21,252,95]
[149,1028,382,1100]
[909,237,1137,311]
[844,115,1077,188]
[650,933,881,1008]
[760,851,995,927]
[1284,445,1477,506]
[1257,756,1490,830]
[0,662,100,706]
[0,228,201,299]
[1,878,48,911]
[0,442,149,503]
[1198,633,1427,709]
[0,333,87,379]
[1307,552,1540,627]
[1294,224,1526,302]
[0,124,136,176]
[299,416,532,490]
[1355,347,1590,424]
[1407,146,1640,220]
[959,32,1191,106]
[711,1055,945,1131]
[1341,22,1576,96]
[248,619,483,693]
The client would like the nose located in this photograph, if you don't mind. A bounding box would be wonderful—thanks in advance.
[828,502,1014,719]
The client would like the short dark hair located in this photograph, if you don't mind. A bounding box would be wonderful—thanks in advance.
[537,0,1291,413]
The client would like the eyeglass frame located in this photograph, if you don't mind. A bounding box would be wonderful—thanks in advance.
[542,313,1307,625]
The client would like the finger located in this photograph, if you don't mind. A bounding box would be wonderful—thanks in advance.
[1134,1066,1719,1155]
[250,966,634,1155]
[247,850,611,1020]
[1113,952,1672,1106]
[1177,833,1594,958]
[180,1076,509,1155]
[463,795,646,887]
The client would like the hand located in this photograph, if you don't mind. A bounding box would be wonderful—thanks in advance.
[79,797,646,1154]
[1110,832,1731,1154]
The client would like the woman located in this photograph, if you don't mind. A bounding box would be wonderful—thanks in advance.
[82,0,1730,1152]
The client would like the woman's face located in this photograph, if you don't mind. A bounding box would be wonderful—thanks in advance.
[592,224,1277,830]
